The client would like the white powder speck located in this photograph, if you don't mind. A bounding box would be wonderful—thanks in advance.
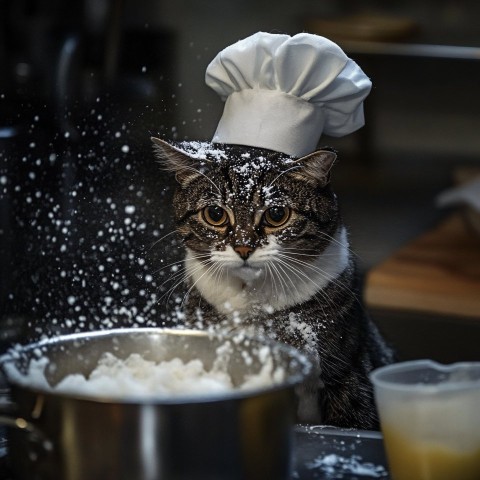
[124,205,135,215]
[121,145,130,153]
[263,304,274,314]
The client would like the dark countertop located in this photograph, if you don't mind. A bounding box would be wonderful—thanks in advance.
[0,425,389,479]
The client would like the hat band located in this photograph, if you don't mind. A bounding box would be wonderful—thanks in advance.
[212,89,325,157]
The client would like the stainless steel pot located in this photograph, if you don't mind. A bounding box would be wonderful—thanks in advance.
[0,328,311,480]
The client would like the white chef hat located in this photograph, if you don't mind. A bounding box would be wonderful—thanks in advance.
[205,31,372,157]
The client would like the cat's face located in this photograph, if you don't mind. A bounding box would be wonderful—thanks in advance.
[153,138,344,311]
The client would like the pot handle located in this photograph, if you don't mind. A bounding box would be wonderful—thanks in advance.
[0,415,53,451]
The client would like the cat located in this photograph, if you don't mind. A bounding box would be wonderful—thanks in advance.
[152,137,395,430]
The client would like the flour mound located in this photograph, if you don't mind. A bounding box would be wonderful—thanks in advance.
[6,349,285,400]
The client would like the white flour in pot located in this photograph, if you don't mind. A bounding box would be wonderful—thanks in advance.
[5,348,285,399]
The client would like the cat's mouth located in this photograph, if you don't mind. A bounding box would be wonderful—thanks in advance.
[233,264,263,283]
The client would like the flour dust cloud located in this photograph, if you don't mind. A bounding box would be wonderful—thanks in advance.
[0,96,186,345]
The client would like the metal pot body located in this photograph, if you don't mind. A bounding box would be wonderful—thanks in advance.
[1,328,309,480]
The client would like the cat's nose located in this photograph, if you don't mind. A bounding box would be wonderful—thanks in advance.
[234,245,253,260]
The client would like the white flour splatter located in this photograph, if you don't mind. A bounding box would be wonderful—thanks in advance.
[175,141,228,162]
[306,453,388,478]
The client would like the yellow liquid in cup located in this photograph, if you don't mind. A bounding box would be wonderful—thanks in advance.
[383,425,480,480]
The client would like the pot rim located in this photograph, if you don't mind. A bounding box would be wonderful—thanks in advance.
[0,327,312,406]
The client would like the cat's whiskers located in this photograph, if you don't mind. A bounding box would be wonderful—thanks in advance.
[160,276,184,304]
[317,230,360,260]
[280,246,343,258]
[272,255,310,297]
[274,256,315,285]
[210,259,227,301]
[277,250,358,300]
[178,165,222,195]
[160,255,211,303]
[151,257,188,276]
[181,259,225,309]
[278,251,361,312]
[302,259,359,306]
[157,265,186,290]
[273,252,352,312]
[154,252,211,291]
[256,251,321,310]
[277,252,337,283]
[147,229,179,251]
[267,164,302,188]
[279,238,350,282]
[159,268,189,304]
[274,256,329,307]
[264,259,290,304]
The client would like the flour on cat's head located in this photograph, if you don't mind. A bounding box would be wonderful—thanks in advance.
[152,136,336,188]
[151,137,212,185]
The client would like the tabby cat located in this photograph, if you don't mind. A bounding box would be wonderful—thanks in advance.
[153,137,394,430]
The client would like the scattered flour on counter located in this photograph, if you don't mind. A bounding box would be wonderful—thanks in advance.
[306,454,388,478]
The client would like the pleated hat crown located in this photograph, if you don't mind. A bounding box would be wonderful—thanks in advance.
[206,32,372,157]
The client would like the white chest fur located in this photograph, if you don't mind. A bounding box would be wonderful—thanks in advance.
[185,226,349,315]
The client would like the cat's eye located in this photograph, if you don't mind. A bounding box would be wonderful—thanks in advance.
[263,206,290,227]
[202,206,228,226]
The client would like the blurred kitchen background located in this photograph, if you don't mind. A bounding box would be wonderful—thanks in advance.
[0,0,479,361]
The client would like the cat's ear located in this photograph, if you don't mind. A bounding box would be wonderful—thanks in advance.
[151,137,202,185]
[291,149,337,187]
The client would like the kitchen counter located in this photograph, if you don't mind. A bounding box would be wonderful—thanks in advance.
[365,214,480,319]
[0,425,389,479]
[364,213,480,363]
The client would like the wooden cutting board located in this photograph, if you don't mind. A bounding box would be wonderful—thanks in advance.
[365,214,480,319]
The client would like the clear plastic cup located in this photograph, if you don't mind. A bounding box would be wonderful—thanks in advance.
[370,360,480,480]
